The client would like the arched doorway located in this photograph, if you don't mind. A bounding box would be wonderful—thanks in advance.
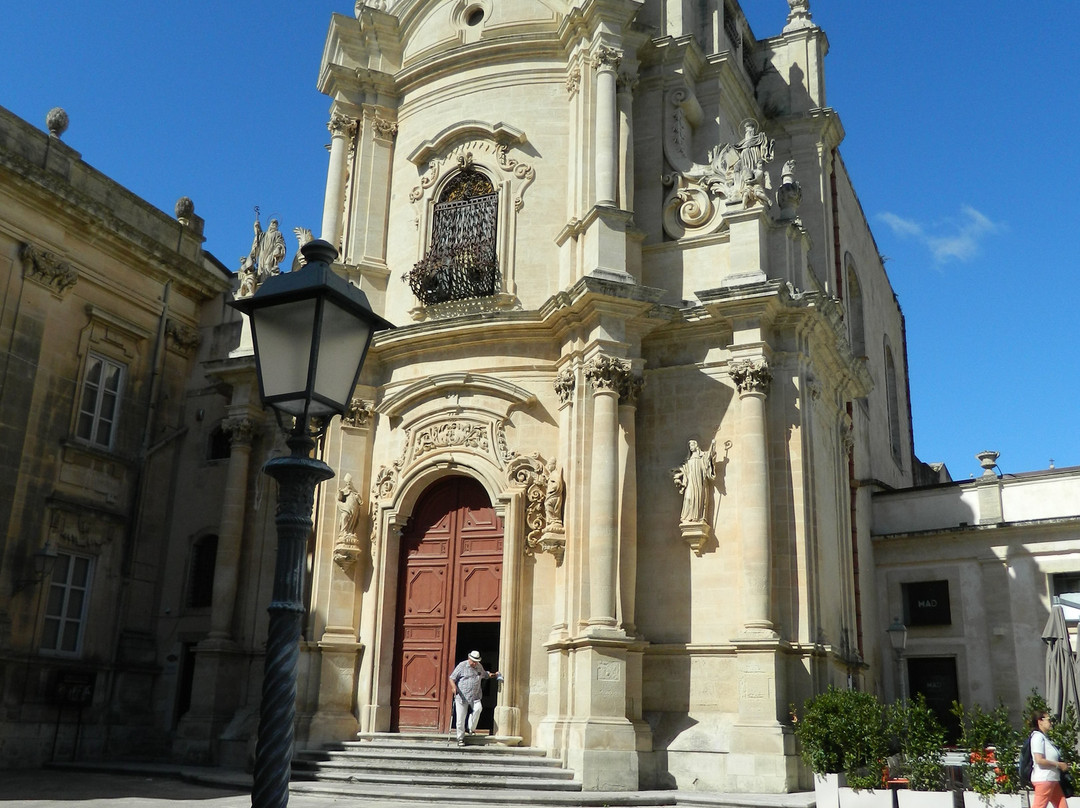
[391,476,503,732]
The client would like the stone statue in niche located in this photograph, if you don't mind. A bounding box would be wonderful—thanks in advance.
[543,458,565,533]
[672,439,717,524]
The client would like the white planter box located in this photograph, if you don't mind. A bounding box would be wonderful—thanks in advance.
[963,792,1024,808]
[896,790,953,808]
[815,773,847,808]
[840,787,895,808]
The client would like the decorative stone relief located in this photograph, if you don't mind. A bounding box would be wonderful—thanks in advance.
[47,505,122,549]
[506,453,564,565]
[661,117,777,239]
[20,242,78,296]
[328,112,358,140]
[553,368,575,405]
[341,398,375,429]
[584,355,632,394]
[409,139,535,215]
[372,114,398,141]
[334,473,367,572]
[566,69,581,97]
[222,416,256,446]
[730,359,772,396]
[165,319,200,357]
[414,420,489,457]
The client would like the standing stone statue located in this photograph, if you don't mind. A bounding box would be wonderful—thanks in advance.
[672,439,716,524]
[543,458,565,532]
[732,119,774,204]
[252,217,286,281]
[336,474,363,542]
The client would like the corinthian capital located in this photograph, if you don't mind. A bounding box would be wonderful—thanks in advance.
[222,416,257,446]
[593,46,622,72]
[730,359,772,396]
[553,368,576,405]
[584,354,632,394]
[328,112,358,139]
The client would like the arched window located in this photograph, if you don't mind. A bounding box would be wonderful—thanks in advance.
[845,255,866,358]
[404,171,499,306]
[187,534,218,608]
[884,340,903,464]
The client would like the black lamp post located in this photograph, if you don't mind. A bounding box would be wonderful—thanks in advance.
[229,239,392,808]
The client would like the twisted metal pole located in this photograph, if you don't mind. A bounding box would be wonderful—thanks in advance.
[251,430,334,808]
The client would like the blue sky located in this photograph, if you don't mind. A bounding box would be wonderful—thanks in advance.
[2,1,1076,480]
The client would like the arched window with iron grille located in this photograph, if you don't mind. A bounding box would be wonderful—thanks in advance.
[404,170,500,306]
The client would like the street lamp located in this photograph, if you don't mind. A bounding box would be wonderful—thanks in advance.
[229,238,392,808]
[886,617,908,702]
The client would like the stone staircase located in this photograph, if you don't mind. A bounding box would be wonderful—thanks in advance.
[289,732,674,807]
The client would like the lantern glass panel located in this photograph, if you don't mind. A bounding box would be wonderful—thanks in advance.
[253,298,317,413]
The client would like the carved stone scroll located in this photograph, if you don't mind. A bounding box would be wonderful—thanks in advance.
[506,453,565,565]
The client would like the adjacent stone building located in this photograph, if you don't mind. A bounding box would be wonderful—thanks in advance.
[3,0,1075,796]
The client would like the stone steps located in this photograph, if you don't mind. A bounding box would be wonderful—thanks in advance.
[293,732,581,794]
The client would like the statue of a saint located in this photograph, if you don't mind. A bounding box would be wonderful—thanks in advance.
[336,474,363,541]
[672,439,716,524]
[252,217,286,281]
[732,119,773,196]
[543,459,565,531]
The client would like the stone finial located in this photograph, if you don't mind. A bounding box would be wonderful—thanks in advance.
[784,0,817,32]
[976,450,1000,477]
[776,159,803,221]
[175,196,194,221]
[46,107,69,139]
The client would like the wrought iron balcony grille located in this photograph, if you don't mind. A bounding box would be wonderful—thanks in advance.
[405,173,500,307]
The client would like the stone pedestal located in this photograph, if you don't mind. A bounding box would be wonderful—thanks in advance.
[305,640,362,747]
[173,641,245,762]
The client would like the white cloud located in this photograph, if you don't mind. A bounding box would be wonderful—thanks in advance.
[877,205,1001,263]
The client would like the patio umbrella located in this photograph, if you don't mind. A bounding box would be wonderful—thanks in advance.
[1043,604,1080,721]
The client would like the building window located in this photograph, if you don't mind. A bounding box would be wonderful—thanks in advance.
[207,425,231,461]
[902,580,952,626]
[188,535,218,609]
[1052,572,1080,621]
[40,553,93,656]
[404,171,499,306]
[76,353,124,450]
[884,340,902,464]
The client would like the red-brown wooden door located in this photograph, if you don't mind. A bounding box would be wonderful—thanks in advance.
[392,476,503,732]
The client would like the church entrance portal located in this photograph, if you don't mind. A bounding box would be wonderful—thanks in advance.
[391,476,503,733]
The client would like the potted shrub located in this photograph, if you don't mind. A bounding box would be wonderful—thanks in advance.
[794,686,890,808]
[889,694,951,808]
[952,700,1021,808]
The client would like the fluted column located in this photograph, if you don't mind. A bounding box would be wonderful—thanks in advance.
[593,47,620,208]
[321,112,358,248]
[731,359,775,636]
[207,412,259,643]
[583,355,630,629]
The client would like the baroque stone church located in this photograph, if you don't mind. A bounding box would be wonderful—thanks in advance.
[12,0,1075,796]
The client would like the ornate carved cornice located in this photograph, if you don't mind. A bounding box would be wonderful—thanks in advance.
[20,242,77,296]
[584,355,632,394]
[730,359,772,396]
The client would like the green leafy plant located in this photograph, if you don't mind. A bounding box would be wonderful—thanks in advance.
[888,694,947,791]
[952,700,1020,797]
[794,686,888,790]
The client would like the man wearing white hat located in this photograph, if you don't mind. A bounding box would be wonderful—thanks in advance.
[448,650,500,746]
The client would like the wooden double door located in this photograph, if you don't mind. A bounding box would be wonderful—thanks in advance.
[392,476,503,732]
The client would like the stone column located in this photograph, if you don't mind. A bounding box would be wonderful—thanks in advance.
[616,68,637,212]
[593,47,620,208]
[552,366,576,640]
[583,354,630,629]
[731,359,775,636]
[321,112,358,248]
[617,372,642,633]
[207,411,259,643]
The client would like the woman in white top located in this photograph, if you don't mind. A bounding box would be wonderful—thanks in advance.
[1031,711,1070,808]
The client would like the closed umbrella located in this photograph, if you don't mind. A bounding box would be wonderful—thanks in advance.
[1043,604,1080,721]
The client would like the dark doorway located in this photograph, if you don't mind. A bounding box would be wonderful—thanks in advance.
[453,622,501,733]
[907,656,960,742]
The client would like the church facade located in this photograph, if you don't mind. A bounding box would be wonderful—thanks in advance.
[5,0,1075,796]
